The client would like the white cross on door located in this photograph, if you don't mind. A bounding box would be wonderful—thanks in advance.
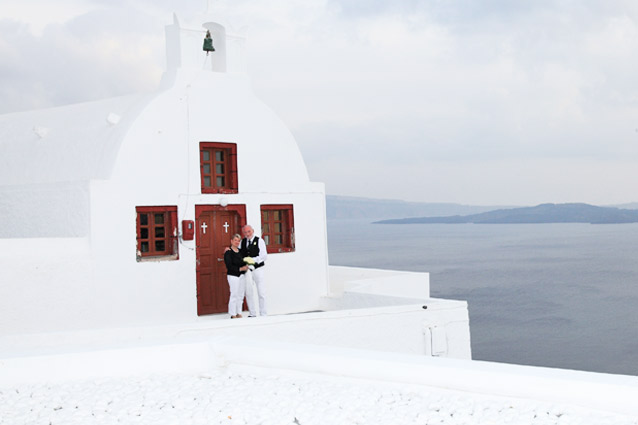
[222,222,229,233]
[201,222,208,234]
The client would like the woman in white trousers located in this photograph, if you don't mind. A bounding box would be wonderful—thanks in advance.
[223,234,248,318]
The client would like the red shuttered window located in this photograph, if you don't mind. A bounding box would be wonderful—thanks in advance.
[260,204,295,253]
[136,206,179,260]
[200,142,238,194]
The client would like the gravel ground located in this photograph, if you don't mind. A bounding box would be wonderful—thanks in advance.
[1,365,637,425]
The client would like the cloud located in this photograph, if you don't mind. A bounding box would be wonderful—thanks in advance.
[1,0,637,203]
[312,154,638,205]
[0,6,165,113]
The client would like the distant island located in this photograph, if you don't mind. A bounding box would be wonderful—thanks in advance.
[374,203,638,224]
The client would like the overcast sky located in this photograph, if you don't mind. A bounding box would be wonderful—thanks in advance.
[2,0,638,205]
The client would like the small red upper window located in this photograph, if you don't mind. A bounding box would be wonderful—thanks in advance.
[261,204,295,253]
[200,142,238,194]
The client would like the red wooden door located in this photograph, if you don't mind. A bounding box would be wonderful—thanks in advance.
[195,205,245,315]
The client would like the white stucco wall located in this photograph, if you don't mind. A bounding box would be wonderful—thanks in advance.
[0,238,93,335]
[226,302,470,359]
[0,95,148,188]
[0,181,90,238]
[0,264,469,362]
[0,95,149,240]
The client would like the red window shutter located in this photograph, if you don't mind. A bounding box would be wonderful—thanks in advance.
[260,204,295,254]
[199,142,238,194]
[135,206,179,260]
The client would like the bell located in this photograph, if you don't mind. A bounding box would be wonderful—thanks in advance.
[203,31,215,53]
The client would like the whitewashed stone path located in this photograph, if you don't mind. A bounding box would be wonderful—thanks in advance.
[1,365,637,425]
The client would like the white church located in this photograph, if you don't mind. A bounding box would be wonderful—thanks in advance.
[1,8,637,421]
[0,10,469,354]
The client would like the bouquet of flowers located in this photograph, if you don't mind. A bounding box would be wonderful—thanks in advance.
[243,257,256,271]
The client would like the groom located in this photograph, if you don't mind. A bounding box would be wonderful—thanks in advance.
[241,224,268,316]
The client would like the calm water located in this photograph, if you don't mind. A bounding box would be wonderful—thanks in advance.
[327,219,638,376]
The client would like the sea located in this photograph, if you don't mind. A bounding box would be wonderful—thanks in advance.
[326,219,638,376]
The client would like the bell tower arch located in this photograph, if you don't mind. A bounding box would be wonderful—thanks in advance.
[164,10,245,75]
[203,22,227,73]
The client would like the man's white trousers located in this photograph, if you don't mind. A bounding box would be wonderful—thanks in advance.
[245,267,267,316]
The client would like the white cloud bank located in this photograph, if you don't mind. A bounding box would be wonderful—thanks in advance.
[1,0,637,205]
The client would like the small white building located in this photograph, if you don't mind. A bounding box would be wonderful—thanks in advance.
[0,11,471,360]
